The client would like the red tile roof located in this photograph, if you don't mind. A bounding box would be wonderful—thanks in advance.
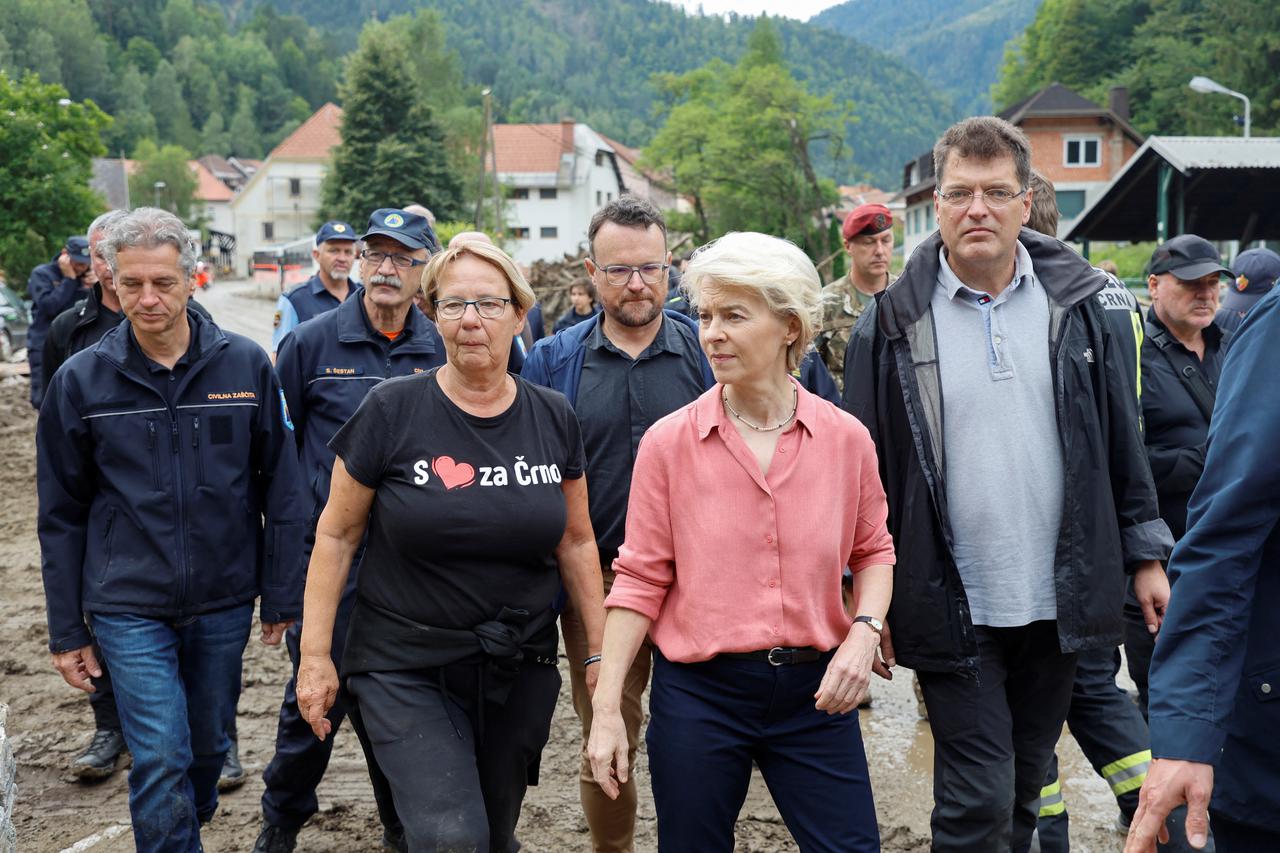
[491,123,575,174]
[269,103,344,160]
[189,160,234,202]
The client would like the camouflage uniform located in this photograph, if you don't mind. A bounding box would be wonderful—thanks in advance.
[816,272,895,391]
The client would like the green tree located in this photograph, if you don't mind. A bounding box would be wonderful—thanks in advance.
[147,60,198,150]
[199,110,230,155]
[102,64,158,154]
[320,25,465,224]
[641,17,848,261]
[0,73,108,295]
[227,85,263,158]
[129,139,198,220]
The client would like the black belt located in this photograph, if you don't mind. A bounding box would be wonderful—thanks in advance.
[718,646,823,666]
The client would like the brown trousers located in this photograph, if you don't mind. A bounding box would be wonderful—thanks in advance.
[560,568,653,853]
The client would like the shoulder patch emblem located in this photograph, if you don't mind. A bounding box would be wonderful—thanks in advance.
[280,389,294,431]
[273,310,282,329]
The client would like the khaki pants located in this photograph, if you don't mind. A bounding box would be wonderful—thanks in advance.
[560,568,653,853]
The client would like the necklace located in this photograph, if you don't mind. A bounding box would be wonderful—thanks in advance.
[722,385,798,432]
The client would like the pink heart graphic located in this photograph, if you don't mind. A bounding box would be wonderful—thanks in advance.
[432,455,476,490]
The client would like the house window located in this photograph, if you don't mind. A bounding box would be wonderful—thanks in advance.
[512,227,530,239]
[606,192,613,202]
[289,178,302,197]
[540,188,557,200]
[1056,190,1088,220]
[263,221,274,240]
[595,151,605,166]
[926,205,935,230]
[512,188,530,200]
[1064,136,1101,167]
[596,191,602,206]
[541,226,558,238]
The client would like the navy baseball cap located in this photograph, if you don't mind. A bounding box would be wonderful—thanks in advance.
[66,236,90,264]
[1148,234,1232,281]
[315,221,356,244]
[360,208,439,252]
[1222,248,1280,314]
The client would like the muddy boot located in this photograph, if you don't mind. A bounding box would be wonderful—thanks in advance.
[217,735,246,792]
[71,729,125,780]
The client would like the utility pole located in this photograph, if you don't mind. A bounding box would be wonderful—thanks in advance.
[474,88,491,230]
[488,91,501,235]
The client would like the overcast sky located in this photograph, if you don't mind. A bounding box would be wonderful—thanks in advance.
[663,0,843,21]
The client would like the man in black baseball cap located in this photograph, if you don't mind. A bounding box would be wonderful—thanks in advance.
[26,235,94,408]
[1217,247,1280,333]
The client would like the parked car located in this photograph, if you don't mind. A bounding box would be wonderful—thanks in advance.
[0,283,31,361]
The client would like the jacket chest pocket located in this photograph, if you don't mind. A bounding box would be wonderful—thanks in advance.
[183,407,252,488]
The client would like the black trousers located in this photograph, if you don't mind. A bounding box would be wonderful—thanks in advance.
[260,587,399,833]
[1211,813,1280,852]
[346,662,561,853]
[1124,602,1156,719]
[88,640,122,731]
[917,620,1077,853]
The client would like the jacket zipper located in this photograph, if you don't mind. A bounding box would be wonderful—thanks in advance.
[192,415,204,485]
[170,414,188,613]
[146,420,161,490]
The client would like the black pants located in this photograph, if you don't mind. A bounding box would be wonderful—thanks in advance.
[261,588,399,833]
[346,662,561,853]
[917,620,1077,853]
[1124,602,1156,719]
[88,641,122,731]
[1211,813,1280,852]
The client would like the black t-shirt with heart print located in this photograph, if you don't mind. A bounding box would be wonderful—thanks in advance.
[329,368,584,634]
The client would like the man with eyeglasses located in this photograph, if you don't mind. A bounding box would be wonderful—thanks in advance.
[252,208,445,853]
[270,221,359,360]
[522,196,712,853]
[843,116,1171,851]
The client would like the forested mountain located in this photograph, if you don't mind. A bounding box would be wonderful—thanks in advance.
[210,0,960,187]
[810,0,1043,116]
[993,0,1279,138]
[1,0,342,159]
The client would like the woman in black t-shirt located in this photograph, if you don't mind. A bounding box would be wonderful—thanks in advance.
[295,241,606,852]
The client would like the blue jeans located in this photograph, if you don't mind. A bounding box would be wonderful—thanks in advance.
[91,605,253,853]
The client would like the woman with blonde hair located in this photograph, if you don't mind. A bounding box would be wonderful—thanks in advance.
[297,240,605,852]
[588,232,895,851]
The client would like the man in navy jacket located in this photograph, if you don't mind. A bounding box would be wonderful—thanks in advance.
[37,208,305,853]
[1127,287,1280,851]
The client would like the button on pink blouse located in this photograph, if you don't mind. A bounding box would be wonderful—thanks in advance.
[605,380,896,663]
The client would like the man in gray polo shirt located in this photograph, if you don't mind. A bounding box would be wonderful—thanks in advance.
[843,116,1172,851]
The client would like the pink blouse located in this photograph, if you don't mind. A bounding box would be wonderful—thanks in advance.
[605,379,896,663]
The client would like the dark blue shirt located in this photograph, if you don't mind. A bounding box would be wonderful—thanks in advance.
[272,274,358,351]
[576,316,706,556]
[126,317,200,407]
[275,295,446,517]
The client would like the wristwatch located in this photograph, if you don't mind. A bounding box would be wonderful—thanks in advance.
[853,615,883,634]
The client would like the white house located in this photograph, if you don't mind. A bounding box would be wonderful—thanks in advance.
[229,102,342,276]
[490,121,626,265]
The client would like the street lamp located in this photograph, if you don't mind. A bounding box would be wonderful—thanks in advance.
[154,180,166,209]
[1189,76,1251,137]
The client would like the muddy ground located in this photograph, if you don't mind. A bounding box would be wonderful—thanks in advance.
[1,280,1125,851]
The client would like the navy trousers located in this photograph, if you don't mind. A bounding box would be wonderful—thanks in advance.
[260,586,399,834]
[647,650,879,853]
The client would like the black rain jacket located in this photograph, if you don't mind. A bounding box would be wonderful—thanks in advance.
[843,229,1172,674]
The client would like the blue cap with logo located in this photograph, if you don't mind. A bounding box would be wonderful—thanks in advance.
[66,235,90,264]
[315,221,357,244]
[1222,247,1280,314]
[360,208,439,252]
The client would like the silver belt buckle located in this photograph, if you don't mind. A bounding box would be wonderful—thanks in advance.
[767,647,787,666]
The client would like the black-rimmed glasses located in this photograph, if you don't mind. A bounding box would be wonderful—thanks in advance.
[433,297,513,320]
[361,249,427,269]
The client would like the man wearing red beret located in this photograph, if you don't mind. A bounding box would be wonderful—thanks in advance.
[816,203,896,389]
